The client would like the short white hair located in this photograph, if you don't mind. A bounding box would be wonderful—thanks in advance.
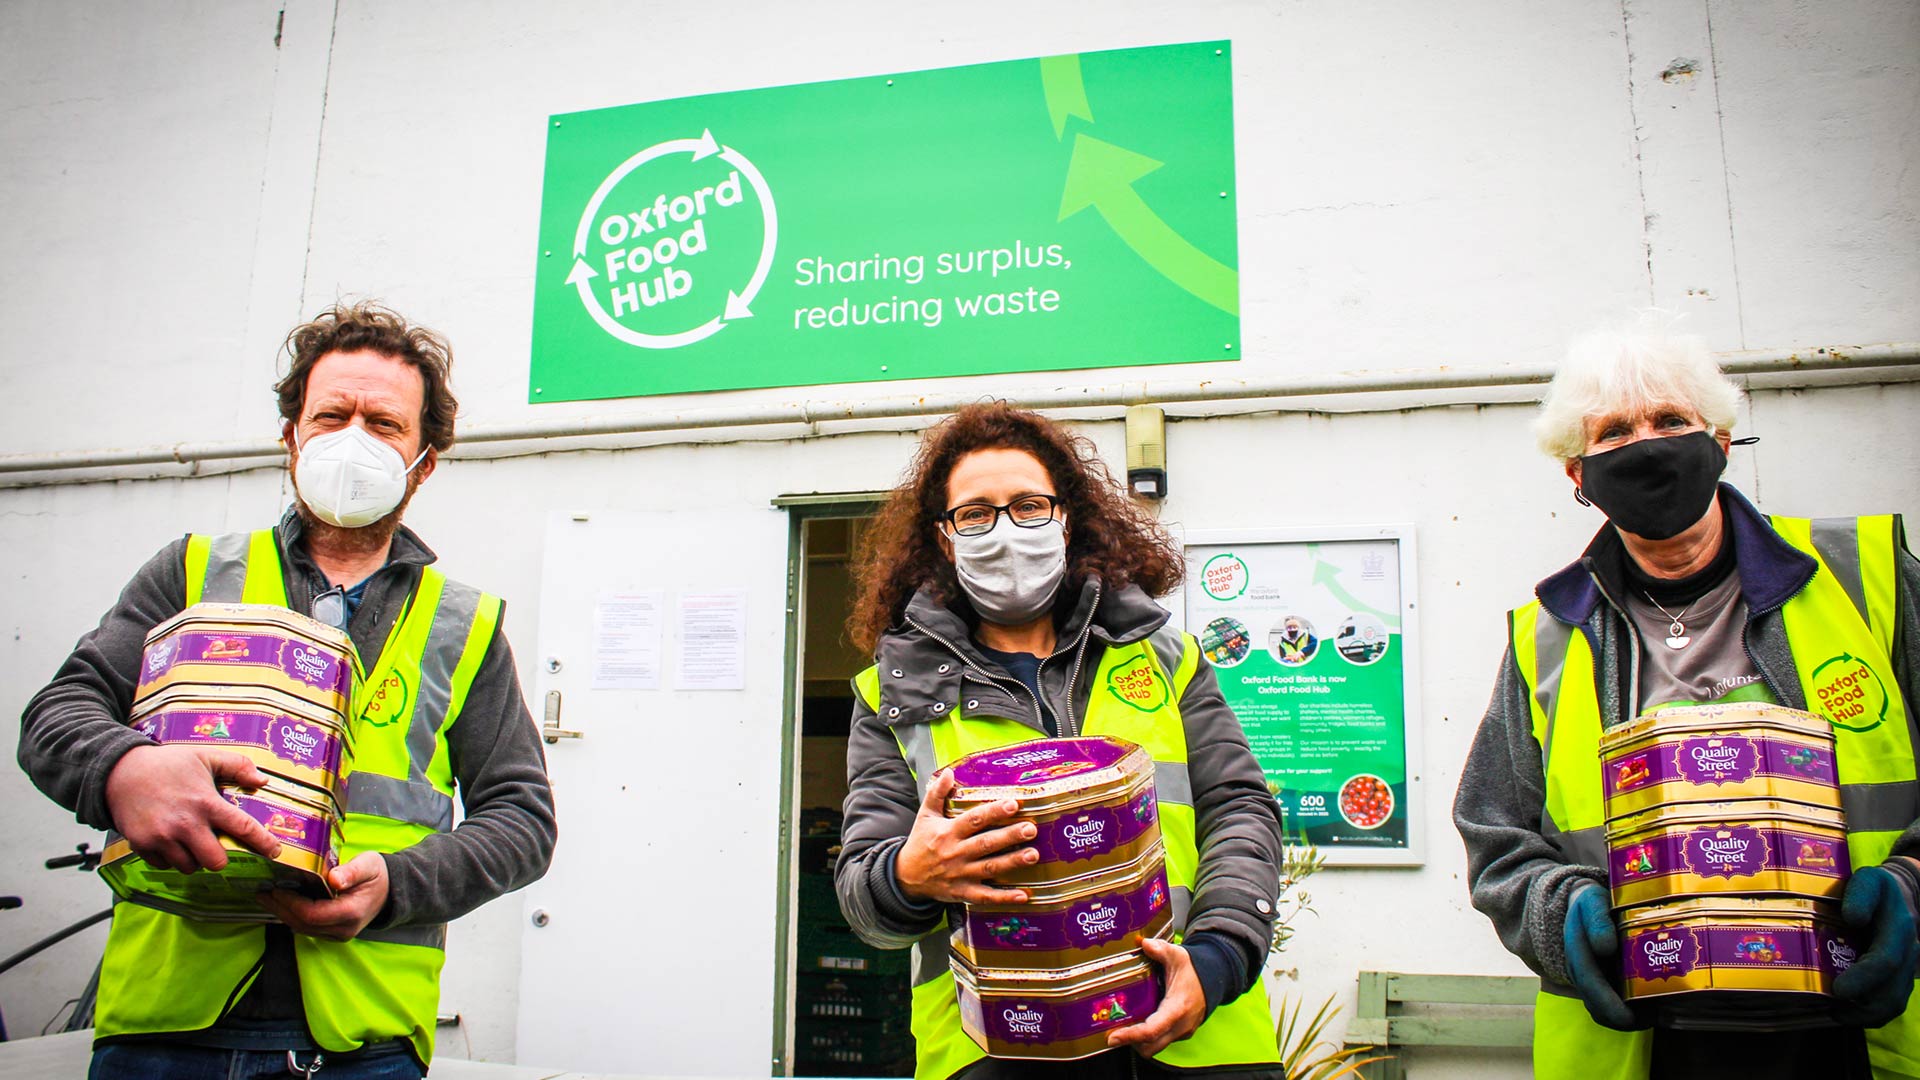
[1533,316,1744,461]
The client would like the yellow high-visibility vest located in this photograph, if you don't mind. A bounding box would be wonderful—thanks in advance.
[94,529,500,1065]
[856,629,1282,1080]
[1514,515,1919,1080]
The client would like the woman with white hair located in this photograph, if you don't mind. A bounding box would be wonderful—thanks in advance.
[1453,324,1920,1080]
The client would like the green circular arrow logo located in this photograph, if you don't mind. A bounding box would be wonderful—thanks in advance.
[360,667,413,729]
[568,129,776,349]
[1106,655,1169,712]
[1808,653,1890,732]
[1201,553,1248,601]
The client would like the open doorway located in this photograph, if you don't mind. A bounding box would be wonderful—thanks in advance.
[780,507,914,1077]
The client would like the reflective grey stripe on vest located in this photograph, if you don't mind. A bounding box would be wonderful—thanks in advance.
[1542,821,1607,870]
[358,921,447,950]
[343,578,482,832]
[1531,616,1577,778]
[909,923,950,988]
[1170,884,1192,932]
[407,579,482,782]
[1155,762,1192,807]
[1808,517,1871,627]
[1147,625,1186,690]
[1844,782,1920,835]
[201,532,255,603]
[345,771,455,832]
[896,722,937,800]
[1142,630,1196,807]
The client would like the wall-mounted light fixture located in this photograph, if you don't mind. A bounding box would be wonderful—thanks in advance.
[1125,404,1167,500]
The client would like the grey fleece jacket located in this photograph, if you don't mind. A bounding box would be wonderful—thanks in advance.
[1454,487,1920,989]
[836,577,1285,1010]
[19,507,558,933]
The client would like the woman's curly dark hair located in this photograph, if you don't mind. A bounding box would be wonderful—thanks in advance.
[848,402,1184,653]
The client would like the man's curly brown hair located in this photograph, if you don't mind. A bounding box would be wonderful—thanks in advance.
[275,300,458,453]
[847,402,1184,653]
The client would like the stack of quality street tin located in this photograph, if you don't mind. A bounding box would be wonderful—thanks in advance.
[1597,702,1860,1023]
[99,603,356,921]
[943,736,1170,1060]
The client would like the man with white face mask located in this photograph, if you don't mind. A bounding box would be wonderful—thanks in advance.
[19,302,557,1079]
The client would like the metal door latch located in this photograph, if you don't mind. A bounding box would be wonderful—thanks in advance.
[541,690,582,744]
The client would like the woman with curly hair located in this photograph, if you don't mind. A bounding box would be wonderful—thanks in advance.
[834,402,1286,1079]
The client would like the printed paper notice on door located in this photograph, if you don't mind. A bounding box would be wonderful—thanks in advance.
[677,591,746,690]
[593,592,664,689]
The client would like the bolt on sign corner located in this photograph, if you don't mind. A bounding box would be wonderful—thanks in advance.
[528,40,1240,402]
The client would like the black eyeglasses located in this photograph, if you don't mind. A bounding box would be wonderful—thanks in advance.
[941,494,1062,537]
[312,586,348,631]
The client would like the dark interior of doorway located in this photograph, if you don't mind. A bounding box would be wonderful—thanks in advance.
[794,515,914,1076]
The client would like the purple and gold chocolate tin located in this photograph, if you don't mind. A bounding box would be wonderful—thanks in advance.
[1619,897,1856,1002]
[136,604,354,718]
[945,737,1158,885]
[952,841,1172,968]
[252,772,347,829]
[131,683,352,793]
[1599,704,1839,819]
[953,947,1163,1060]
[1606,799,1849,908]
[100,782,343,920]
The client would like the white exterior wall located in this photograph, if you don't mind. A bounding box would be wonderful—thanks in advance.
[1,0,1915,1071]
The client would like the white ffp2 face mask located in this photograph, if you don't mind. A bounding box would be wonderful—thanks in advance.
[293,424,427,528]
[952,517,1068,626]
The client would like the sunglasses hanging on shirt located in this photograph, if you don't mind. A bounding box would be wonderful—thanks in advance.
[312,585,349,631]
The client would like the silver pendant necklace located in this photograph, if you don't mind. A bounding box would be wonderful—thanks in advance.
[1645,592,1695,650]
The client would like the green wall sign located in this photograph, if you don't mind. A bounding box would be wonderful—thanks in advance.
[528,41,1239,402]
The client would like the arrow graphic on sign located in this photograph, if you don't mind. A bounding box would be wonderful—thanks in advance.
[1040,54,1093,138]
[568,128,775,349]
[718,144,778,321]
[1307,545,1402,628]
[1057,133,1239,316]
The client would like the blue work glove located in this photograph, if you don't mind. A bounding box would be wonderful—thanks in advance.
[1565,884,1646,1030]
[1832,865,1919,1027]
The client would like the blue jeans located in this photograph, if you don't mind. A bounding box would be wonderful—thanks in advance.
[90,1041,422,1079]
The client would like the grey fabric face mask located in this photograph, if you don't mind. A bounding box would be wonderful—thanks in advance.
[951,518,1067,626]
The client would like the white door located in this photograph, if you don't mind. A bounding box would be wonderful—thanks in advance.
[515,509,790,1074]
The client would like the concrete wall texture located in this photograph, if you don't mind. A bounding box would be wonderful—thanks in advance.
[1,0,1915,1072]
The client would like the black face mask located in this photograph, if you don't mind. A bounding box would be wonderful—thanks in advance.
[1578,430,1727,540]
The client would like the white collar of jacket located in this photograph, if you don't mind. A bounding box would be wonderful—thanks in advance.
[873,577,1169,727]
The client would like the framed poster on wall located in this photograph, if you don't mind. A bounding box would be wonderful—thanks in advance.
[1182,526,1423,866]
